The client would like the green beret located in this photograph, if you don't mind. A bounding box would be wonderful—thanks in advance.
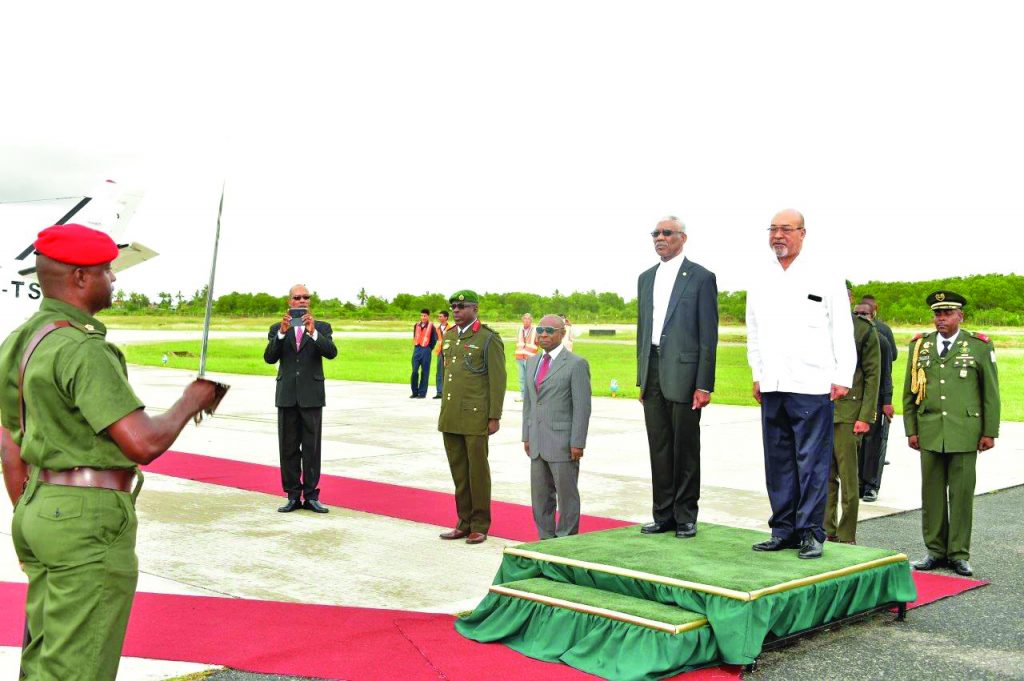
[926,290,966,310]
[449,289,479,304]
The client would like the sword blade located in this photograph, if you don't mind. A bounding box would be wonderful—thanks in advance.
[198,182,226,377]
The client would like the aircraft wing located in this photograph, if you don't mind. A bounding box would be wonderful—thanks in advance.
[16,241,159,279]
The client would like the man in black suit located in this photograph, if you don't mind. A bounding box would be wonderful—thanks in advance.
[636,216,719,539]
[264,284,338,513]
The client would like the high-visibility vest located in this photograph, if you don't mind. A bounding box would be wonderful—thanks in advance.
[515,325,539,359]
[435,324,452,355]
[414,323,435,348]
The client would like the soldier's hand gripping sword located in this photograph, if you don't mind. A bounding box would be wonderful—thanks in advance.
[195,183,231,424]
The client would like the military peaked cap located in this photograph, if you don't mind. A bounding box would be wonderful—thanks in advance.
[926,290,967,310]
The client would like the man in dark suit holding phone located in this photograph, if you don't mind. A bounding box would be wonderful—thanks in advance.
[636,216,719,540]
[264,284,338,513]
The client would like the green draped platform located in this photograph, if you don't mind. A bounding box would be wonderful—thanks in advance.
[456,523,917,680]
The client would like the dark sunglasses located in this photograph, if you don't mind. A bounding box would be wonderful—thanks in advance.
[650,229,682,238]
[535,326,560,334]
[450,302,474,310]
[291,294,311,300]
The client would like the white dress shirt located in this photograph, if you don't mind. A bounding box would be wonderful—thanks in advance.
[649,254,685,347]
[936,331,959,356]
[534,343,565,380]
[277,327,318,341]
[746,251,856,394]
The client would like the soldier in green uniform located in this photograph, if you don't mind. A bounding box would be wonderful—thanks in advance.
[825,283,881,544]
[903,290,1000,577]
[436,290,506,545]
[0,224,218,680]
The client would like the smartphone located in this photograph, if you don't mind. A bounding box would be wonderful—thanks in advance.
[289,308,306,322]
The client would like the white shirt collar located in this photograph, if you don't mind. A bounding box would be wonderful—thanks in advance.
[542,343,565,361]
[937,330,960,347]
[657,252,686,273]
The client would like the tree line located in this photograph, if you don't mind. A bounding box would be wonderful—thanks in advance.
[108,273,1022,326]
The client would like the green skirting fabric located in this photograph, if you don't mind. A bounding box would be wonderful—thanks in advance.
[455,591,718,681]
[473,554,917,664]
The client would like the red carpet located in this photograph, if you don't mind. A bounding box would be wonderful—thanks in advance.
[145,450,632,541]
[904,570,987,610]
[0,452,988,679]
[0,571,986,680]
[0,581,732,680]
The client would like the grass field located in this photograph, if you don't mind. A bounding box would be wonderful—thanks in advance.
[122,335,1024,421]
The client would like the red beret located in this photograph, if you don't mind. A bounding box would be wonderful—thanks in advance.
[34,224,119,266]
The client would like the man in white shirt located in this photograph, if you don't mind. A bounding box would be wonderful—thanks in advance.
[746,209,855,559]
[636,216,719,539]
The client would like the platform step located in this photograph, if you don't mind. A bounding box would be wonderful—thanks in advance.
[492,578,707,634]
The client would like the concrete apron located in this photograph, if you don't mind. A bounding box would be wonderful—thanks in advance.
[1,365,1022,677]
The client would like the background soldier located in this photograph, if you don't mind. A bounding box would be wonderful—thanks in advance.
[858,294,897,501]
[0,224,218,680]
[825,283,881,544]
[437,290,506,544]
[904,290,1000,576]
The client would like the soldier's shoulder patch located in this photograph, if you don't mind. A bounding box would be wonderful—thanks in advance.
[911,332,925,342]
[971,331,991,343]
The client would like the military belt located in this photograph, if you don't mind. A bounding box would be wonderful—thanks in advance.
[37,467,136,493]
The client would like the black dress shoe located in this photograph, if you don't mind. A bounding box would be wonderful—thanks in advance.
[949,559,973,576]
[675,523,697,538]
[911,555,946,570]
[277,498,302,513]
[433,395,442,399]
[862,489,878,503]
[752,535,799,551]
[304,499,329,513]
[640,521,676,534]
[798,533,824,559]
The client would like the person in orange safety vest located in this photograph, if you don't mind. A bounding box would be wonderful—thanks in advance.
[515,313,539,402]
[433,310,453,398]
[411,308,439,398]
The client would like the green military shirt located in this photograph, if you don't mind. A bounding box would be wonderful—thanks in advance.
[834,314,882,424]
[902,329,1000,452]
[0,298,144,470]
[437,320,506,436]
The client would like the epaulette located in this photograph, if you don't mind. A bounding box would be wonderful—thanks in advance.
[971,331,991,343]
[911,332,924,341]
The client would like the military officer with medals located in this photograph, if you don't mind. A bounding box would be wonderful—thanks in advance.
[437,290,507,544]
[0,224,218,680]
[904,290,1000,577]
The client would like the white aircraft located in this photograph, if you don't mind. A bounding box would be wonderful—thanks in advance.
[0,179,156,319]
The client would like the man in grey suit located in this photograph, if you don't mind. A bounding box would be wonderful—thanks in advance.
[523,314,592,539]
[636,216,719,539]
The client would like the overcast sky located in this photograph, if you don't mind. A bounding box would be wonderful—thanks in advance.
[2,1,1021,304]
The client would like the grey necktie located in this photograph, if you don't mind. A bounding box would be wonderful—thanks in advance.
[940,340,950,358]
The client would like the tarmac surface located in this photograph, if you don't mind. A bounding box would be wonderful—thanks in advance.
[198,485,1024,681]
[2,363,1023,680]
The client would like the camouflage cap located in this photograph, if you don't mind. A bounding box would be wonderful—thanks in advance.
[449,289,479,304]
[926,290,967,310]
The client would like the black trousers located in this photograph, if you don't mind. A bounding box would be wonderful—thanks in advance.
[858,411,890,494]
[278,405,323,500]
[642,349,702,526]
